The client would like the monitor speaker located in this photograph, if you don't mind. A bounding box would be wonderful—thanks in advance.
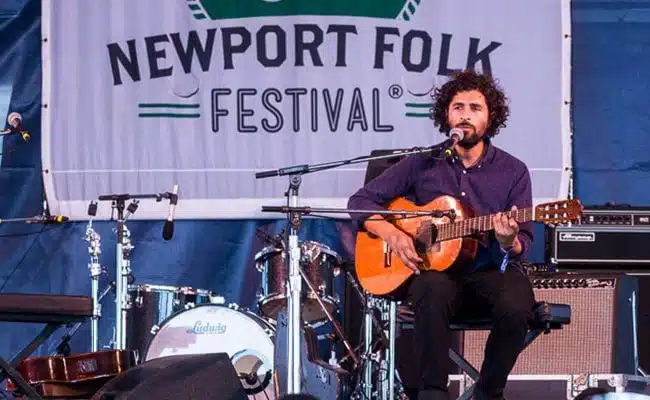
[90,353,248,400]
[463,273,638,374]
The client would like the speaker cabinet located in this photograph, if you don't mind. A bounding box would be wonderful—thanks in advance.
[91,353,248,400]
[463,273,638,374]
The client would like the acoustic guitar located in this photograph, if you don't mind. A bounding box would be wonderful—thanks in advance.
[6,349,136,397]
[355,195,583,295]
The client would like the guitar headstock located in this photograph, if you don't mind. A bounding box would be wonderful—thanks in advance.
[534,199,583,224]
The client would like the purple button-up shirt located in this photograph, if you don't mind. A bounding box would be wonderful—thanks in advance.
[347,138,533,270]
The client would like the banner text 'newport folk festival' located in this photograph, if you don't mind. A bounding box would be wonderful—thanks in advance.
[107,24,501,133]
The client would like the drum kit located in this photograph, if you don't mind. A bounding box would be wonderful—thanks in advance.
[74,146,441,399]
[82,217,371,398]
[80,204,414,399]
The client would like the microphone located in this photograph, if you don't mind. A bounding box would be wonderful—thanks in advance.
[7,112,30,142]
[162,184,178,240]
[443,128,464,157]
[26,215,69,224]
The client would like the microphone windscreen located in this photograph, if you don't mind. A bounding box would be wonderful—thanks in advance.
[162,220,174,240]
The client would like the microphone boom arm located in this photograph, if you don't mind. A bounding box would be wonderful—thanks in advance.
[260,206,456,219]
[254,144,443,179]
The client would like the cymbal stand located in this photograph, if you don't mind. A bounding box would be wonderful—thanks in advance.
[84,201,102,352]
[113,198,134,350]
[97,192,171,350]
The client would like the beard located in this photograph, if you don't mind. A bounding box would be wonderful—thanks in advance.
[454,123,483,149]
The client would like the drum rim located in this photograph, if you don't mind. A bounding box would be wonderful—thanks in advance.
[300,241,343,263]
[127,284,182,292]
[141,303,274,362]
[254,245,283,260]
[257,293,337,322]
[127,284,215,295]
[254,241,343,263]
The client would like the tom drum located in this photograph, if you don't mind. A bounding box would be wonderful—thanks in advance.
[255,240,342,323]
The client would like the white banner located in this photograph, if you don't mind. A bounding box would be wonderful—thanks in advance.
[42,0,572,220]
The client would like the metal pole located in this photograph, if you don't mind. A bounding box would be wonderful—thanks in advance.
[388,300,397,400]
[363,297,373,400]
[287,175,302,393]
[85,219,102,352]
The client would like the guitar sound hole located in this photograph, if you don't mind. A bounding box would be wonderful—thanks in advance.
[414,224,438,254]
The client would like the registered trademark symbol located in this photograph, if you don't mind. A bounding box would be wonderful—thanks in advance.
[388,84,403,99]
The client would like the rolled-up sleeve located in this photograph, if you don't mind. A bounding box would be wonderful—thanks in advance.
[347,156,417,229]
[507,167,534,259]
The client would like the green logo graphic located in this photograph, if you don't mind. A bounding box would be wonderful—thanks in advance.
[187,0,421,21]
[404,102,432,119]
[138,103,200,119]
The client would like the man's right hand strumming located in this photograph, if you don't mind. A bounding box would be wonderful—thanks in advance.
[364,216,423,274]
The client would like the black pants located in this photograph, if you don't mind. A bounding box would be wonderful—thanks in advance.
[405,265,535,398]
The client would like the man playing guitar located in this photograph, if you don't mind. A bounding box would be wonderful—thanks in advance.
[348,70,535,400]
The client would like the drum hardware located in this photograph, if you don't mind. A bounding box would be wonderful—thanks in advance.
[84,200,103,352]
[255,226,286,250]
[351,295,407,400]
[341,269,407,400]
[96,189,180,351]
[296,260,359,368]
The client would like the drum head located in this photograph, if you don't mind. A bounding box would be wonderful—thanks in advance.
[144,304,275,398]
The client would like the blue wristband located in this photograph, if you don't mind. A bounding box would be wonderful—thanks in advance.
[499,245,513,273]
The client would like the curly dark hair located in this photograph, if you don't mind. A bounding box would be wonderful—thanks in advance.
[430,69,510,138]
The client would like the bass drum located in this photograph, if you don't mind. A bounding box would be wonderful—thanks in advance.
[143,304,275,399]
[127,284,222,361]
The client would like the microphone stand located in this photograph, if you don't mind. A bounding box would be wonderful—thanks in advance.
[96,191,175,350]
[254,145,447,395]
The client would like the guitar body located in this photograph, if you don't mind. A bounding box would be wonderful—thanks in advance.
[6,349,136,397]
[355,195,479,296]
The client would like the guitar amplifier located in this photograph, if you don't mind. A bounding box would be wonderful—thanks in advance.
[463,273,638,374]
[546,225,650,267]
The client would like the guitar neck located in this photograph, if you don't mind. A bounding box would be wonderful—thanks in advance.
[436,207,535,241]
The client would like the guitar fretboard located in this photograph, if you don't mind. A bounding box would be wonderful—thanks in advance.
[417,207,535,243]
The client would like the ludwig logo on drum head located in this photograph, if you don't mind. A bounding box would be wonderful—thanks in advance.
[186,320,227,335]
